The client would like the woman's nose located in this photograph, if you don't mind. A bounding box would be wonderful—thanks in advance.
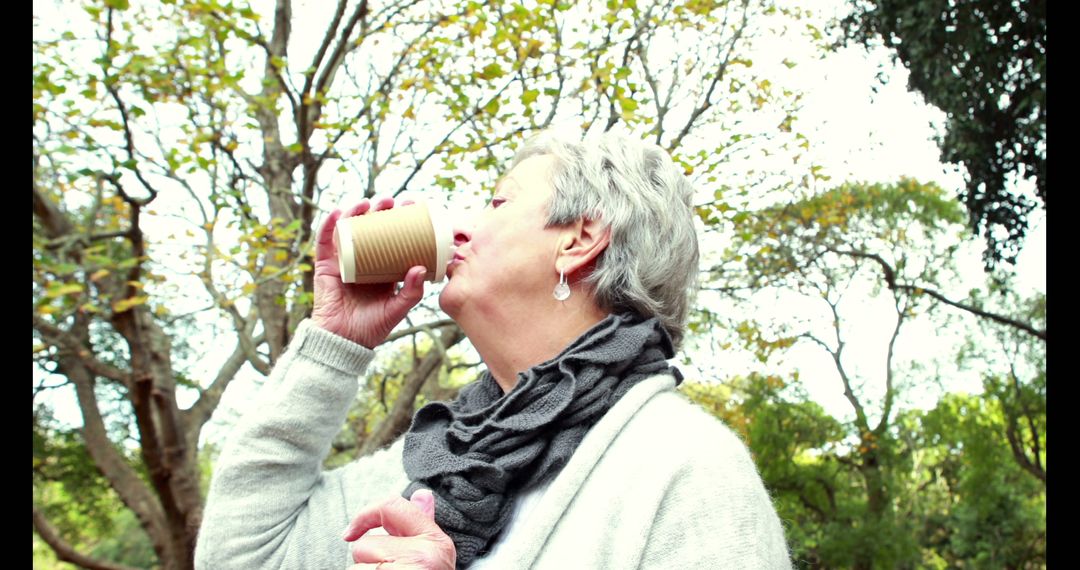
[453,224,472,248]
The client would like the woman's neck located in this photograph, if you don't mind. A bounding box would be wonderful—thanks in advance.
[459,297,610,394]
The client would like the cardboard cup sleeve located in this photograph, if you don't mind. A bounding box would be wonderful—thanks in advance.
[334,202,454,284]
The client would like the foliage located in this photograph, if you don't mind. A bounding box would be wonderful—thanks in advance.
[684,365,1045,568]
[919,392,1045,567]
[686,176,1044,568]
[838,0,1046,269]
[34,405,157,568]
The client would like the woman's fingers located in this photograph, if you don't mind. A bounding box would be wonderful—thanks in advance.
[343,490,453,569]
[347,200,371,218]
[372,196,394,212]
[384,266,426,324]
[350,534,417,564]
[343,494,440,542]
[315,209,344,263]
[350,533,396,564]
[319,198,374,264]
[409,489,435,520]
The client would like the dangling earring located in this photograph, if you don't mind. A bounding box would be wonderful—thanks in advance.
[553,268,571,301]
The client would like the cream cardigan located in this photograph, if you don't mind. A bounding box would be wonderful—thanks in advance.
[195,319,793,569]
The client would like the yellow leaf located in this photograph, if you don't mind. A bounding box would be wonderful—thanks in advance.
[45,283,84,298]
[112,295,149,313]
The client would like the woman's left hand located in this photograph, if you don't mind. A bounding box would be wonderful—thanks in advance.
[343,489,456,569]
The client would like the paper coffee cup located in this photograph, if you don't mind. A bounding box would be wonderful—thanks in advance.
[333,202,454,284]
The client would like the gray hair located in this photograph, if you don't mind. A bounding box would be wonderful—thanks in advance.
[512,130,700,350]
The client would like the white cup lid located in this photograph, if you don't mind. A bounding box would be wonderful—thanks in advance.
[335,217,357,283]
[428,203,453,282]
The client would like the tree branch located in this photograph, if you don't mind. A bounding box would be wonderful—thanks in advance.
[33,506,143,570]
[875,291,906,434]
[102,8,160,206]
[58,357,169,558]
[668,0,752,151]
[358,324,465,456]
[33,315,130,387]
[384,319,457,343]
[184,330,268,450]
[829,247,1046,340]
[816,284,869,431]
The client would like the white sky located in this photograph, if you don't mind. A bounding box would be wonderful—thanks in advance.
[34,0,1045,440]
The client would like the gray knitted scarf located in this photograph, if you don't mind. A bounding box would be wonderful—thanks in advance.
[401,312,683,568]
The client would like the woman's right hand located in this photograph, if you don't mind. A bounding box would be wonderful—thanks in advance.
[312,197,427,349]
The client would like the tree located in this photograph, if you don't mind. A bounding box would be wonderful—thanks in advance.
[694,179,974,568]
[838,0,1046,270]
[32,0,815,567]
[682,178,1045,567]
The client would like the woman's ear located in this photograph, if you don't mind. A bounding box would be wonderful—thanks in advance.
[556,217,611,277]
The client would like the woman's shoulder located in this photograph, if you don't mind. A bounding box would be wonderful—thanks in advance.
[616,378,759,474]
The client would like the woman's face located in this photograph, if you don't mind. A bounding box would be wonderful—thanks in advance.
[439,155,565,322]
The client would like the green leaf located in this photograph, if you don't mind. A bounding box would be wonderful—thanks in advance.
[478,63,505,80]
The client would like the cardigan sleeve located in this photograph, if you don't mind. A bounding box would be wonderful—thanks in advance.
[637,408,793,570]
[194,319,408,570]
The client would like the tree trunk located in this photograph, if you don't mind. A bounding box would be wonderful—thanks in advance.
[111,307,203,570]
[359,325,466,457]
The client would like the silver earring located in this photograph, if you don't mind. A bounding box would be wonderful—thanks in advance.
[553,269,571,301]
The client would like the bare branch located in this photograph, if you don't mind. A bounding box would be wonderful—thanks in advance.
[875,291,906,434]
[384,319,457,343]
[829,247,1046,341]
[58,357,169,555]
[302,0,350,101]
[359,324,465,456]
[668,0,753,151]
[33,506,143,570]
[32,184,74,240]
[184,329,266,457]
[33,315,130,386]
[806,285,869,431]
[102,9,160,206]
[1004,359,1046,483]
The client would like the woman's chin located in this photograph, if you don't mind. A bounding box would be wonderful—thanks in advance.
[437,281,464,318]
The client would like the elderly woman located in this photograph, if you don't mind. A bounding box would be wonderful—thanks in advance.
[195,131,792,569]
